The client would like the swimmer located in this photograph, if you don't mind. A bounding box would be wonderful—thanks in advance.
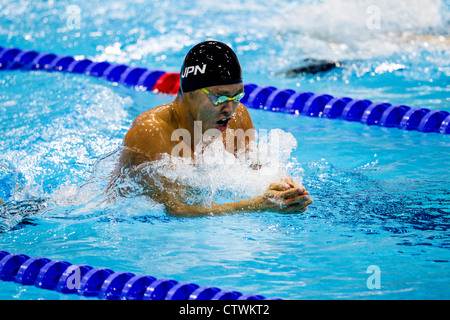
[113,40,313,217]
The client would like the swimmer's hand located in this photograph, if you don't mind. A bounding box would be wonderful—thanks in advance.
[255,178,313,213]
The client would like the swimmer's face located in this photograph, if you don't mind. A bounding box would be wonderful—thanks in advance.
[188,83,244,133]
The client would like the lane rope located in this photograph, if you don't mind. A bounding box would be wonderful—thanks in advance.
[0,251,277,300]
[1,46,448,134]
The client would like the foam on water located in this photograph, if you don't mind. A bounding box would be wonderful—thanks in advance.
[135,128,300,207]
[270,0,446,60]
[51,128,299,209]
[0,125,302,229]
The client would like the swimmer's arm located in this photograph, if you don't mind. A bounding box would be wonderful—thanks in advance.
[139,164,312,217]
[164,182,313,217]
[165,197,263,217]
[141,179,257,217]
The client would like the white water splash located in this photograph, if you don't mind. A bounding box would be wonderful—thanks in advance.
[140,129,300,206]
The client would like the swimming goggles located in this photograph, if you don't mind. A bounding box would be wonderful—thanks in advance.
[201,88,245,105]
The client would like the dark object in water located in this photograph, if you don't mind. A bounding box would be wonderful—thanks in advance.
[281,58,341,77]
[0,198,46,232]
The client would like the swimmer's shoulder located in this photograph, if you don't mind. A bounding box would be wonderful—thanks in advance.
[229,103,254,131]
[129,103,175,129]
[123,103,177,160]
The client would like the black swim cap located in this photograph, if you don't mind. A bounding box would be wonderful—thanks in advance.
[180,41,242,92]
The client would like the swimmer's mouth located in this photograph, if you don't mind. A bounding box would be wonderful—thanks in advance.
[216,118,230,126]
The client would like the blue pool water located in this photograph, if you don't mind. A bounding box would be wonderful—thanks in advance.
[1,0,449,299]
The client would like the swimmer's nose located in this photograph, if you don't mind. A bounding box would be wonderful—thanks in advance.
[220,101,234,117]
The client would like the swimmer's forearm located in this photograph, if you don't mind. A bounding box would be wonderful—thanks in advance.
[166,196,265,217]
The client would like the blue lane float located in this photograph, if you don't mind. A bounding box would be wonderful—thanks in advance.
[361,102,391,125]
[35,260,72,290]
[264,88,296,112]
[302,94,334,117]
[0,46,448,135]
[0,251,275,300]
